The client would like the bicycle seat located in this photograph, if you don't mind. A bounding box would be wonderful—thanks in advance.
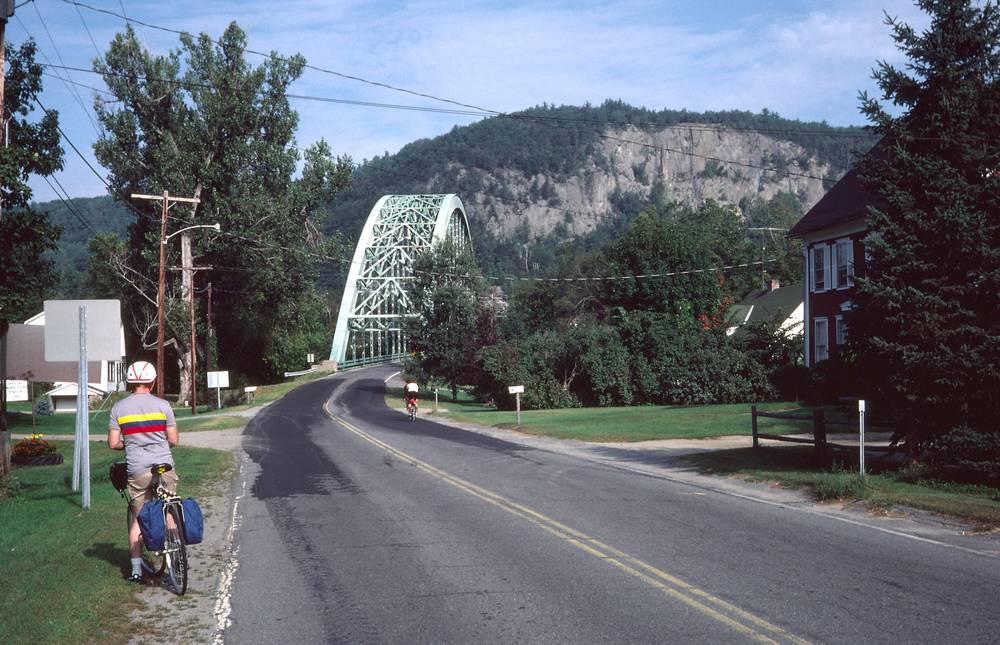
[151,463,174,475]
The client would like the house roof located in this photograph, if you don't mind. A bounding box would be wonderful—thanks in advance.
[736,281,804,325]
[45,383,108,397]
[787,166,881,238]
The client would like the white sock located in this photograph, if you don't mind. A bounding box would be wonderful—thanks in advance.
[131,557,143,576]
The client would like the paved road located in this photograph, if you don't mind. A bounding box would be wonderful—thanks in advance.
[223,366,1000,644]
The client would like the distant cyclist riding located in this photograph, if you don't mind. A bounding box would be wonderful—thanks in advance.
[404,381,419,420]
[107,361,179,584]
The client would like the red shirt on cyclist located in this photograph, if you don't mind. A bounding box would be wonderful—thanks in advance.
[107,361,179,584]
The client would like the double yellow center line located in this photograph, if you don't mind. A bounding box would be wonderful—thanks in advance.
[324,402,810,644]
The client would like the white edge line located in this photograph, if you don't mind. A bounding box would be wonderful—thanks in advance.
[384,370,402,384]
[212,456,247,644]
[596,459,998,559]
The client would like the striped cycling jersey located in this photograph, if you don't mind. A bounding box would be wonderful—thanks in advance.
[118,411,169,435]
[109,393,176,477]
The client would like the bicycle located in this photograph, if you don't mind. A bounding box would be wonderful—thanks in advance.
[406,399,418,421]
[112,461,189,595]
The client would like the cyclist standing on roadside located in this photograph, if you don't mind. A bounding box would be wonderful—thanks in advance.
[107,361,179,583]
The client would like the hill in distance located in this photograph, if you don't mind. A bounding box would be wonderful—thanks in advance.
[323,100,878,281]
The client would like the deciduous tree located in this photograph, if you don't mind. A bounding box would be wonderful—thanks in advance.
[0,40,63,431]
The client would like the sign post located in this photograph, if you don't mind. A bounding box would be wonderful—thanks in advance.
[44,300,121,511]
[433,387,439,414]
[73,306,89,509]
[208,371,230,409]
[858,399,866,477]
[508,385,524,425]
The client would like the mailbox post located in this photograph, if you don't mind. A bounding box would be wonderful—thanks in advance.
[508,385,524,425]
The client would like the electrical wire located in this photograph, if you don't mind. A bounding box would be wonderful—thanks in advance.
[25,4,101,135]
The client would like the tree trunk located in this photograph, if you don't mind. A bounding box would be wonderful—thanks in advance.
[177,345,192,406]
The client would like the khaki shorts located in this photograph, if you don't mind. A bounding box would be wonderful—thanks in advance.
[127,469,179,514]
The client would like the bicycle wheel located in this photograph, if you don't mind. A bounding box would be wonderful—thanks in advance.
[163,503,188,595]
[128,506,164,576]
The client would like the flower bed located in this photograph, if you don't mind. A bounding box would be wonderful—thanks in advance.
[11,433,62,467]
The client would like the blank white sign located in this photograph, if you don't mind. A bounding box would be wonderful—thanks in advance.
[43,300,122,362]
[207,371,230,388]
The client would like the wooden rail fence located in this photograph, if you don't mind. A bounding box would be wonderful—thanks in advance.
[751,405,898,463]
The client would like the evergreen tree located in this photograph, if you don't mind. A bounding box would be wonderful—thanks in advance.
[850,0,1000,465]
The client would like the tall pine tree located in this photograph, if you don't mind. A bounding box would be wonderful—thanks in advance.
[850,0,1000,470]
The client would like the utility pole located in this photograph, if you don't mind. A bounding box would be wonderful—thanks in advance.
[747,227,787,291]
[0,0,16,224]
[131,191,200,398]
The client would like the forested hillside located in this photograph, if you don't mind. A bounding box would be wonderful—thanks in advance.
[33,195,133,298]
[30,101,877,303]
[321,100,877,286]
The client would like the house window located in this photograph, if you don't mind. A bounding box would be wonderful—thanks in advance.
[811,245,829,292]
[813,317,829,362]
[834,238,854,288]
[835,315,847,345]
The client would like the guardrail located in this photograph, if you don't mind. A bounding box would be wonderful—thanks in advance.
[283,367,317,378]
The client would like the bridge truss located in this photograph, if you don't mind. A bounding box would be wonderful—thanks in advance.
[329,194,472,368]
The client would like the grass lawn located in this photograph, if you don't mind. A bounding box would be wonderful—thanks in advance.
[393,385,818,442]
[0,443,233,645]
[680,446,1000,527]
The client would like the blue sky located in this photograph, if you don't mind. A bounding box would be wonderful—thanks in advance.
[10,0,928,202]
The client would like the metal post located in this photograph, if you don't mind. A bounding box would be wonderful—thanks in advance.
[434,388,439,414]
[72,308,82,492]
[751,404,759,448]
[858,399,866,477]
[516,392,521,425]
[216,386,221,410]
[73,306,91,508]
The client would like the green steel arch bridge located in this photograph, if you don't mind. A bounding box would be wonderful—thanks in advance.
[329,194,472,368]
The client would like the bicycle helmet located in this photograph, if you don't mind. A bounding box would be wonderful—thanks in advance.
[126,361,157,384]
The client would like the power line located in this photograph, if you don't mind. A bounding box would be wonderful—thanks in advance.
[59,1,875,140]
[73,0,103,57]
[41,175,98,235]
[39,62,494,117]
[24,4,101,135]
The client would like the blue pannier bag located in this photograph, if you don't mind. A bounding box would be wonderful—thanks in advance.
[137,499,166,551]
[181,498,204,545]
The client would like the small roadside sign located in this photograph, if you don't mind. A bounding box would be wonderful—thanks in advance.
[508,385,525,423]
[208,371,230,409]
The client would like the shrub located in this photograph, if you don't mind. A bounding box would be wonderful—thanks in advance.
[927,425,1000,485]
[770,364,809,401]
[34,395,54,416]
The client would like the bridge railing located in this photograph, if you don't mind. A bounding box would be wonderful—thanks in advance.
[337,352,408,370]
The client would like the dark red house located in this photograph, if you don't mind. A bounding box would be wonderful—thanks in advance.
[788,168,878,367]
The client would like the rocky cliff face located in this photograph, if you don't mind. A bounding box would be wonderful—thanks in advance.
[456,124,832,240]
